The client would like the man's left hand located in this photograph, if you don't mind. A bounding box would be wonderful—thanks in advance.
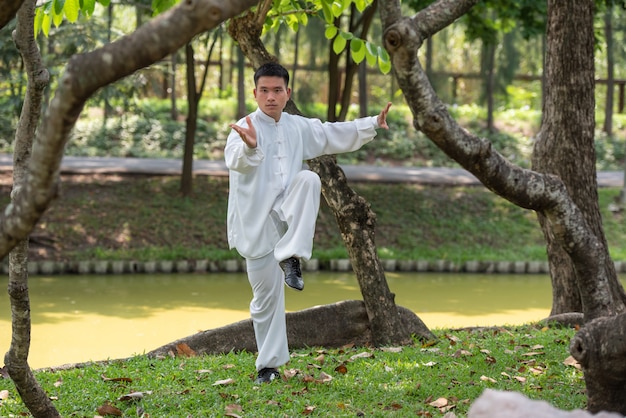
[377,102,392,129]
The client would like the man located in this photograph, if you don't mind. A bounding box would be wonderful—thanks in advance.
[225,62,391,384]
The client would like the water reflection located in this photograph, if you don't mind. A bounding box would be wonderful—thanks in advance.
[1,272,552,369]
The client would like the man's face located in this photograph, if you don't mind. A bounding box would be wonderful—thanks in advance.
[254,76,291,122]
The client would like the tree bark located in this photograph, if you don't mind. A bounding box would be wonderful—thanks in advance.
[228,6,414,346]
[570,313,626,415]
[5,0,60,416]
[379,0,625,323]
[532,0,625,316]
[146,300,434,359]
[181,42,197,197]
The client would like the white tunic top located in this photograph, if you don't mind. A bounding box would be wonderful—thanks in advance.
[225,108,380,259]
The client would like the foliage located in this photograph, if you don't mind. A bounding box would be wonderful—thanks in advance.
[0,324,585,417]
[264,0,392,74]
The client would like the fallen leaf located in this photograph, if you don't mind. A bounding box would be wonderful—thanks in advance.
[97,402,123,416]
[303,405,316,415]
[335,363,348,374]
[284,368,299,378]
[484,355,496,364]
[380,346,403,353]
[480,349,491,354]
[514,376,527,383]
[350,351,374,361]
[225,404,243,415]
[384,365,394,372]
[0,390,9,400]
[53,378,63,388]
[196,369,213,374]
[222,364,236,370]
[176,343,196,357]
[522,351,544,356]
[213,378,235,386]
[452,349,472,357]
[101,375,132,383]
[563,356,581,369]
[319,371,333,382]
[529,367,544,375]
[531,344,545,350]
[429,397,448,408]
[480,375,496,383]
[315,354,325,364]
[422,361,437,367]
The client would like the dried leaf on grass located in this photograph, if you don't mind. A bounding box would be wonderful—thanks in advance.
[563,355,581,369]
[97,401,123,416]
[225,403,243,417]
[101,374,132,383]
[213,378,236,386]
[176,343,197,357]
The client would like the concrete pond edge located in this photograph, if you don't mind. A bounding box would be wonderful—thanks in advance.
[10,259,626,276]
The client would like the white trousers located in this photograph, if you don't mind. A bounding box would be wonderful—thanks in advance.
[246,170,321,371]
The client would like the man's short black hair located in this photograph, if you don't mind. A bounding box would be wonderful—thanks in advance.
[254,62,290,87]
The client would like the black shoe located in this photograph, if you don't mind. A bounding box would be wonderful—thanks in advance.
[280,257,304,291]
[254,367,280,384]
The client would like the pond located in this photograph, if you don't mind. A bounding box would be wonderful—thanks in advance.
[0,272,553,369]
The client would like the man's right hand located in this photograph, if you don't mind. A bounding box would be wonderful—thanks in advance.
[230,116,257,148]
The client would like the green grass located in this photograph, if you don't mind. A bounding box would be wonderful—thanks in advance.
[0,324,585,417]
[10,175,626,265]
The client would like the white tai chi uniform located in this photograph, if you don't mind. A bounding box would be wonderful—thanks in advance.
[225,107,380,371]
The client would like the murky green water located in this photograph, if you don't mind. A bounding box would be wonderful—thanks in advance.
[1,272,553,369]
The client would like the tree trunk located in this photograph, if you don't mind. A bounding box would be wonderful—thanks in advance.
[181,42,197,197]
[6,1,59,416]
[228,8,414,346]
[146,300,434,360]
[532,0,625,316]
[570,313,626,414]
[170,51,178,120]
[603,4,614,136]
[380,0,625,321]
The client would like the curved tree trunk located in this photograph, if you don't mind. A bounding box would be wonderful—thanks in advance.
[5,1,60,416]
[146,300,434,359]
[532,0,625,316]
[379,0,625,323]
[228,6,413,346]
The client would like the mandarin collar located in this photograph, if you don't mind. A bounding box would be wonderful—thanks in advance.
[255,108,282,124]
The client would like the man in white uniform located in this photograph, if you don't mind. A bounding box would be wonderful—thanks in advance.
[225,62,391,384]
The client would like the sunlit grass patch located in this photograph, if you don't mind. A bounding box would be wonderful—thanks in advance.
[0,324,586,417]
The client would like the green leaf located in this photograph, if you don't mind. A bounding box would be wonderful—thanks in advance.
[331,1,344,17]
[64,0,80,22]
[340,31,353,41]
[378,46,392,74]
[365,49,377,66]
[41,13,52,36]
[333,34,347,54]
[325,25,338,39]
[320,0,333,22]
[350,38,365,63]
[53,0,65,15]
[81,0,96,17]
[97,0,110,7]
[34,7,44,37]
